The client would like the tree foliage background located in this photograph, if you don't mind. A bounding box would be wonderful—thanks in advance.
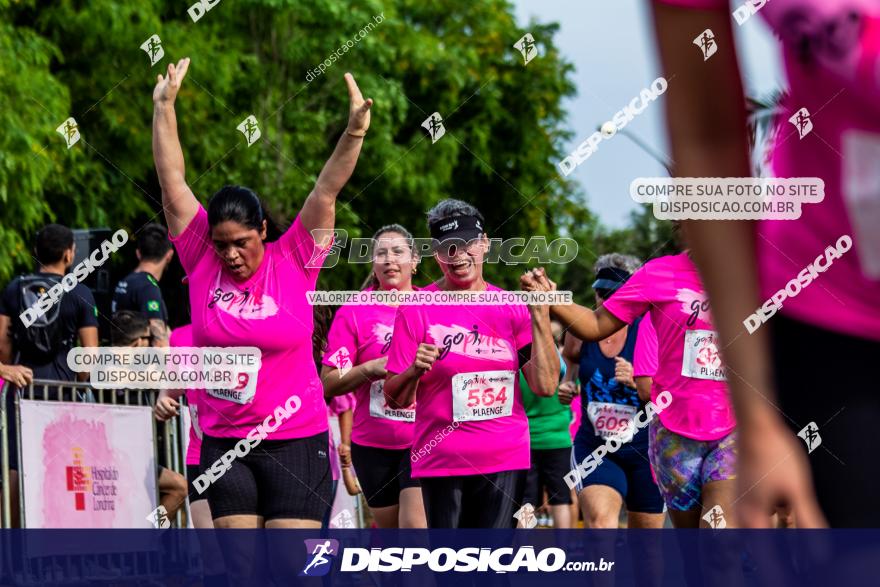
[0,0,676,326]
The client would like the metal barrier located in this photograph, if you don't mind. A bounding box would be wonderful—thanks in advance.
[0,378,191,583]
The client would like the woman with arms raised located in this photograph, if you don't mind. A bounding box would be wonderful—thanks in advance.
[152,57,372,533]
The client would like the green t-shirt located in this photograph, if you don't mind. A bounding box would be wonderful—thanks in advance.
[520,358,572,450]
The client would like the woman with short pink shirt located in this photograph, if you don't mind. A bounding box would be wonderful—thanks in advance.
[152,57,371,530]
[322,224,427,528]
[530,251,737,529]
[384,199,560,529]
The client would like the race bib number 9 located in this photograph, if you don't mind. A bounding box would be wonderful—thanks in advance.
[451,370,515,423]
[207,371,258,404]
[587,401,637,441]
[369,380,415,422]
[682,330,726,381]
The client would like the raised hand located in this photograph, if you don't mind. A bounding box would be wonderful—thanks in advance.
[344,72,373,137]
[532,267,557,292]
[521,269,539,292]
[153,58,191,105]
[521,267,557,292]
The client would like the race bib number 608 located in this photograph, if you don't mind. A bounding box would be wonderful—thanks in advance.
[451,370,515,422]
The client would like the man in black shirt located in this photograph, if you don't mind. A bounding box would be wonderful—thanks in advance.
[112,223,173,347]
[0,224,99,382]
[0,224,99,525]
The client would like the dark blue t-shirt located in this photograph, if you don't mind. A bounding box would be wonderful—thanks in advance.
[112,271,168,323]
[0,272,98,382]
[575,316,647,449]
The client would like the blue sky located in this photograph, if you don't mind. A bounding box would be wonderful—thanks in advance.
[512,0,785,227]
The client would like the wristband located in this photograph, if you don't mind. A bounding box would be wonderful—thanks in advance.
[345,129,367,138]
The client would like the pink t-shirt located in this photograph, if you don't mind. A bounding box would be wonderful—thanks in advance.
[327,393,355,481]
[633,311,658,378]
[386,282,533,477]
[169,206,331,440]
[170,325,203,466]
[323,297,415,450]
[603,253,735,441]
[658,0,880,341]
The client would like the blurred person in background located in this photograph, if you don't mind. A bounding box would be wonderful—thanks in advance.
[650,0,880,527]
[112,223,174,347]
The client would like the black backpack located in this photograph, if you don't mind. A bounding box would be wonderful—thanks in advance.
[14,275,72,358]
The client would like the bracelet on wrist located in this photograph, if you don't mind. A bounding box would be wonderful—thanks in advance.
[345,129,366,138]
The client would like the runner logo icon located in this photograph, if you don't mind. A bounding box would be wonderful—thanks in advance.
[57,117,80,149]
[513,503,538,528]
[797,421,821,454]
[789,107,813,139]
[702,505,727,529]
[693,29,717,60]
[300,539,340,577]
[237,115,261,146]
[140,34,164,66]
[422,112,445,143]
[146,505,170,529]
[514,33,538,65]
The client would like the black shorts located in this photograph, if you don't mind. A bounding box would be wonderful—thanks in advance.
[186,464,207,503]
[420,470,522,528]
[199,432,333,522]
[771,314,880,528]
[351,442,419,508]
[572,433,665,514]
[520,447,574,506]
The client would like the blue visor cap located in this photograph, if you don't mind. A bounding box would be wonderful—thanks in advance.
[592,266,632,297]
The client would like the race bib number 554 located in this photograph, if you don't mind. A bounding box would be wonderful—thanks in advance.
[451,370,515,422]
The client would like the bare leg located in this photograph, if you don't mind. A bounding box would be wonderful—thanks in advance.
[213,515,264,583]
[627,511,667,587]
[568,489,580,527]
[8,470,20,528]
[579,485,623,529]
[700,479,738,528]
[190,500,226,577]
[370,505,400,528]
[158,467,188,520]
[399,487,427,528]
[668,508,702,528]
[627,511,666,528]
[699,480,745,587]
[190,499,214,528]
[549,504,572,529]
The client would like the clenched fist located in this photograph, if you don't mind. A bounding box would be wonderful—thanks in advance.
[411,343,440,375]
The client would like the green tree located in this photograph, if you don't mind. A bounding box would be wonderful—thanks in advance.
[0,0,674,323]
